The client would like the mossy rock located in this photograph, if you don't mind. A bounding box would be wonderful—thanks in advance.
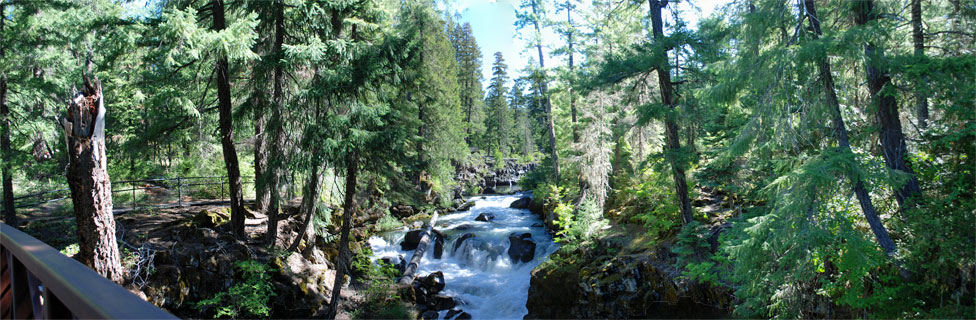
[193,208,230,229]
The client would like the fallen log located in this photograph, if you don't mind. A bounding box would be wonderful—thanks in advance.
[398,211,439,284]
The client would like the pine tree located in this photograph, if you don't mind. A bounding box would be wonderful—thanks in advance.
[554,0,581,143]
[853,0,922,213]
[517,0,560,180]
[0,0,12,227]
[648,0,694,225]
[485,52,513,154]
[449,21,487,149]
[60,74,124,284]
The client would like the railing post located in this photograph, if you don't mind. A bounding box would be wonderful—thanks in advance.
[177,177,183,207]
[131,182,136,210]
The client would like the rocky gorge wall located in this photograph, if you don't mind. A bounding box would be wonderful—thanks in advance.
[454,157,536,195]
[524,231,733,319]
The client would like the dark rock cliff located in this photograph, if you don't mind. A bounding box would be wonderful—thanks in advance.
[524,229,733,319]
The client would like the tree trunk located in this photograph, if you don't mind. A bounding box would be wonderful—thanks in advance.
[1,74,14,228]
[254,98,270,213]
[803,0,904,269]
[567,5,579,143]
[327,152,359,320]
[531,1,560,180]
[911,0,929,129]
[1,4,14,228]
[60,75,124,284]
[265,0,286,247]
[854,0,922,212]
[212,0,246,239]
[649,0,694,225]
[287,160,327,252]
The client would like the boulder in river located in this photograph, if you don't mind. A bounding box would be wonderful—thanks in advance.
[482,186,496,194]
[433,234,445,259]
[509,197,532,209]
[453,224,474,231]
[432,294,457,310]
[456,200,476,212]
[446,309,463,319]
[475,213,495,222]
[420,310,439,320]
[453,233,476,254]
[421,271,446,294]
[400,229,425,251]
[508,233,536,263]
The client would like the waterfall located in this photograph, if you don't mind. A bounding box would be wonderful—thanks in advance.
[370,193,559,319]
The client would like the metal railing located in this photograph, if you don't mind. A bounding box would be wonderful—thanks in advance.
[0,223,176,319]
[3,176,256,216]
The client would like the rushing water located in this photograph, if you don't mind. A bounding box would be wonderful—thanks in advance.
[369,192,559,319]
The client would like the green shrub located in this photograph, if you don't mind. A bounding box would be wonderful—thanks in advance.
[197,260,276,318]
[544,183,606,244]
[492,147,505,170]
[352,261,411,319]
[374,214,402,232]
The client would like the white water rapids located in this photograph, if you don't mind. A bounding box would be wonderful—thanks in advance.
[369,192,559,319]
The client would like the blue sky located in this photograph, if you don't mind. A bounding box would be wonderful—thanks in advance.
[447,0,726,86]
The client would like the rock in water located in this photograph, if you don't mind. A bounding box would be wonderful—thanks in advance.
[456,200,476,212]
[453,233,476,254]
[446,309,463,319]
[475,213,494,222]
[432,294,457,310]
[508,233,536,263]
[510,197,532,209]
[400,229,424,251]
[421,271,446,294]
[421,310,439,320]
[455,312,472,320]
[433,233,445,259]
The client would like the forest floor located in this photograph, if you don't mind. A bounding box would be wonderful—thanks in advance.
[20,199,372,319]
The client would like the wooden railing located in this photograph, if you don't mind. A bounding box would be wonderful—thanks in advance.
[0,223,176,319]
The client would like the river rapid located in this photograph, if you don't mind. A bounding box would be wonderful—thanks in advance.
[368,192,559,319]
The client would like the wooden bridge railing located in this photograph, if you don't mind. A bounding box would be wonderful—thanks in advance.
[0,223,176,319]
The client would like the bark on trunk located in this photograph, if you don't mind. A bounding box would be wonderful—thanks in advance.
[254,99,270,213]
[265,0,286,247]
[1,74,14,228]
[911,0,929,129]
[567,6,579,143]
[287,161,327,252]
[650,0,694,225]
[212,0,246,238]
[327,152,359,320]
[803,0,904,271]
[855,0,922,212]
[1,5,15,228]
[60,75,124,284]
[531,0,561,180]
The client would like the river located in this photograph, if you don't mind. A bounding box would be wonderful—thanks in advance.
[368,192,559,319]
